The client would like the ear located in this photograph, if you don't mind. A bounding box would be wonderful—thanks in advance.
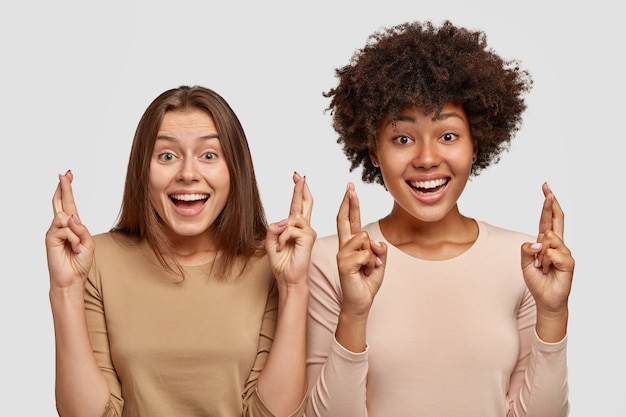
[472,141,478,164]
[369,148,379,168]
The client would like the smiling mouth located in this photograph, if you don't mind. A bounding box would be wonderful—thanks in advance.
[170,193,209,207]
[408,178,448,194]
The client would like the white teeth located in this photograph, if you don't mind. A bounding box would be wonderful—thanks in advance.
[171,193,208,201]
[410,179,447,189]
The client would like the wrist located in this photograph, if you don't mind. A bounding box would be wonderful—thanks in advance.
[535,307,568,343]
[49,282,86,304]
[335,310,369,353]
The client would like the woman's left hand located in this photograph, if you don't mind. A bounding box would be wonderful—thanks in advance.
[266,172,316,288]
[521,183,575,340]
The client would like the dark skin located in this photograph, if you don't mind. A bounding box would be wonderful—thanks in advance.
[333,103,573,349]
[335,180,573,351]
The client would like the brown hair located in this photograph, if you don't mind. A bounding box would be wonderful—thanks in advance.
[112,85,267,278]
[325,20,533,185]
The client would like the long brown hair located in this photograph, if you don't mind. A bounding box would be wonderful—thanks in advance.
[112,85,267,278]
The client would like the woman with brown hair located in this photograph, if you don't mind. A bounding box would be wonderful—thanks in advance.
[46,85,315,417]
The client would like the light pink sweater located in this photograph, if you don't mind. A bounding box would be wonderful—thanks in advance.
[306,221,568,417]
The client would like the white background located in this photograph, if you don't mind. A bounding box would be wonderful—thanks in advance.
[1,1,623,415]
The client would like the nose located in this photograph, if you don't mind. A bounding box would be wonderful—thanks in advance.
[177,157,199,182]
[412,140,440,169]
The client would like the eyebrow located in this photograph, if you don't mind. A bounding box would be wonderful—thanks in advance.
[155,133,220,142]
[385,110,465,128]
[432,111,465,122]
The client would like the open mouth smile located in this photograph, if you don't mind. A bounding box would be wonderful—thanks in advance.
[408,178,448,195]
[170,193,209,207]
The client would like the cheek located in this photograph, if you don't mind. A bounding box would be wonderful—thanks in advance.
[450,150,474,172]
[147,184,163,218]
[147,166,167,208]
[210,164,231,190]
[379,152,408,176]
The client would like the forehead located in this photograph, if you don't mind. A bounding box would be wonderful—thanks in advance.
[159,108,217,133]
[381,103,467,128]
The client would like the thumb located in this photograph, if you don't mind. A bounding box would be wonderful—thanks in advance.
[265,219,287,252]
[521,241,542,270]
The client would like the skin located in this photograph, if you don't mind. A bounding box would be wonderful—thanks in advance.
[46,109,316,417]
[374,104,477,260]
[149,109,231,265]
[334,103,574,353]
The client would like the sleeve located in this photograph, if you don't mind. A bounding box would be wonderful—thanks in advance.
[84,262,124,417]
[507,288,569,417]
[305,238,369,417]
[242,281,307,417]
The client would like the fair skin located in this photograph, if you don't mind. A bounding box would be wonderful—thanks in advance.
[46,109,314,417]
[149,109,231,264]
[335,103,574,353]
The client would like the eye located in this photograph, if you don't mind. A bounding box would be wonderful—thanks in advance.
[393,135,413,145]
[202,151,218,160]
[157,152,176,161]
[441,132,458,142]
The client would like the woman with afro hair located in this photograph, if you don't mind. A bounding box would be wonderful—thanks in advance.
[305,20,574,416]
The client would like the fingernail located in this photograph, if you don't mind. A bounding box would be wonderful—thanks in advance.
[533,257,540,268]
[278,219,287,227]
[72,214,80,225]
[376,257,383,266]
[530,242,542,250]
[373,240,381,247]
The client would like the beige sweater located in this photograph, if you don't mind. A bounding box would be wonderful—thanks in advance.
[306,221,569,417]
[84,232,304,417]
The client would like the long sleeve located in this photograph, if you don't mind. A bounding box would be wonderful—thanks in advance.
[84,232,299,417]
[305,221,570,417]
[508,331,569,417]
[305,235,368,417]
[84,258,123,416]
[243,281,307,417]
[507,286,569,417]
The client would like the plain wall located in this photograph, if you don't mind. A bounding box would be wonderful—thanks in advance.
[1,1,622,415]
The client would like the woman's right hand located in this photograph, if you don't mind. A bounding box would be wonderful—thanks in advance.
[336,183,387,323]
[45,170,95,291]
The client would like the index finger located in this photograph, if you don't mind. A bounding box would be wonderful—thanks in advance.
[54,170,80,218]
[545,183,565,239]
[290,172,314,221]
[52,181,63,214]
[288,172,305,217]
[337,182,362,246]
[537,182,564,241]
[299,175,314,222]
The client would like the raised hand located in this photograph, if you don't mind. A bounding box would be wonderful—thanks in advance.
[45,170,95,290]
[265,172,316,287]
[521,183,574,341]
[336,183,387,320]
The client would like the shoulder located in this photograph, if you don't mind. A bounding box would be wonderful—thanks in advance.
[312,220,381,256]
[92,231,147,258]
[312,233,339,256]
[90,232,156,279]
[243,253,274,280]
[479,221,534,245]
[476,221,535,261]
